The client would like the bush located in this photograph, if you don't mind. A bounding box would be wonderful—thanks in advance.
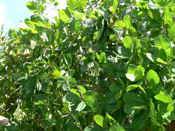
[0,0,175,130]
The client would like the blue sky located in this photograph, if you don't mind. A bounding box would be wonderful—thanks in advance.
[0,0,66,33]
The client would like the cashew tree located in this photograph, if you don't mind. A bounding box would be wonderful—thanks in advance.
[1,0,175,130]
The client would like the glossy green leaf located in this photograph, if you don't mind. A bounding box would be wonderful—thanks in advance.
[93,30,103,40]
[78,85,86,94]
[126,65,145,82]
[154,92,173,103]
[157,102,174,118]
[76,101,86,112]
[123,92,147,115]
[96,52,106,63]
[146,69,160,84]
[168,24,175,42]
[59,10,69,24]
[132,110,147,130]
[164,6,173,25]
[25,19,36,29]
[104,113,117,126]
[71,19,80,32]
[64,53,72,66]
[109,0,118,13]
[126,84,142,92]
[115,20,125,29]
[123,36,132,49]
[94,115,104,127]
[62,92,80,104]
[154,35,170,50]
[26,1,37,12]
[156,58,167,64]
[123,15,132,29]
[2,0,175,130]
[109,34,117,42]
[83,91,99,112]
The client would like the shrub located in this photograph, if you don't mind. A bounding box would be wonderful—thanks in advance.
[0,0,175,130]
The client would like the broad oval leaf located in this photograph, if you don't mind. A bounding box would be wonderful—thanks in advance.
[126,65,145,82]
[146,69,160,84]
[154,92,173,103]
[123,36,132,49]
[59,10,69,24]
[76,101,86,112]
[94,115,104,127]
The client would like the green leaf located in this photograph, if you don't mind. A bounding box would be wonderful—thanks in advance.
[154,0,168,6]
[109,125,125,131]
[26,1,37,12]
[70,19,80,32]
[146,53,167,64]
[76,101,86,112]
[109,34,117,42]
[62,83,70,91]
[96,52,106,63]
[52,67,62,78]
[123,15,132,29]
[154,35,170,49]
[146,53,155,63]
[22,80,35,99]
[64,53,72,66]
[126,84,142,92]
[69,77,76,87]
[106,92,117,104]
[115,20,125,29]
[109,84,121,92]
[67,0,87,13]
[62,92,80,104]
[149,99,155,117]
[146,69,160,84]
[157,102,174,118]
[132,110,147,130]
[109,0,118,13]
[25,19,36,29]
[133,37,141,48]
[168,24,175,42]
[93,30,103,40]
[78,85,86,94]
[123,36,132,49]
[102,62,115,74]
[70,88,80,96]
[59,10,69,24]
[126,65,145,82]
[73,11,84,20]
[154,92,173,103]
[94,115,104,127]
[169,104,175,120]
[83,91,99,112]
[156,58,167,64]
[123,92,147,115]
[57,77,66,83]
[164,6,173,25]
[104,113,117,126]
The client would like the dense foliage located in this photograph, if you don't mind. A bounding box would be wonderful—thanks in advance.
[1,0,175,130]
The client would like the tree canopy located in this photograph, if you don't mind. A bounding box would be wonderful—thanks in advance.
[1,0,175,130]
